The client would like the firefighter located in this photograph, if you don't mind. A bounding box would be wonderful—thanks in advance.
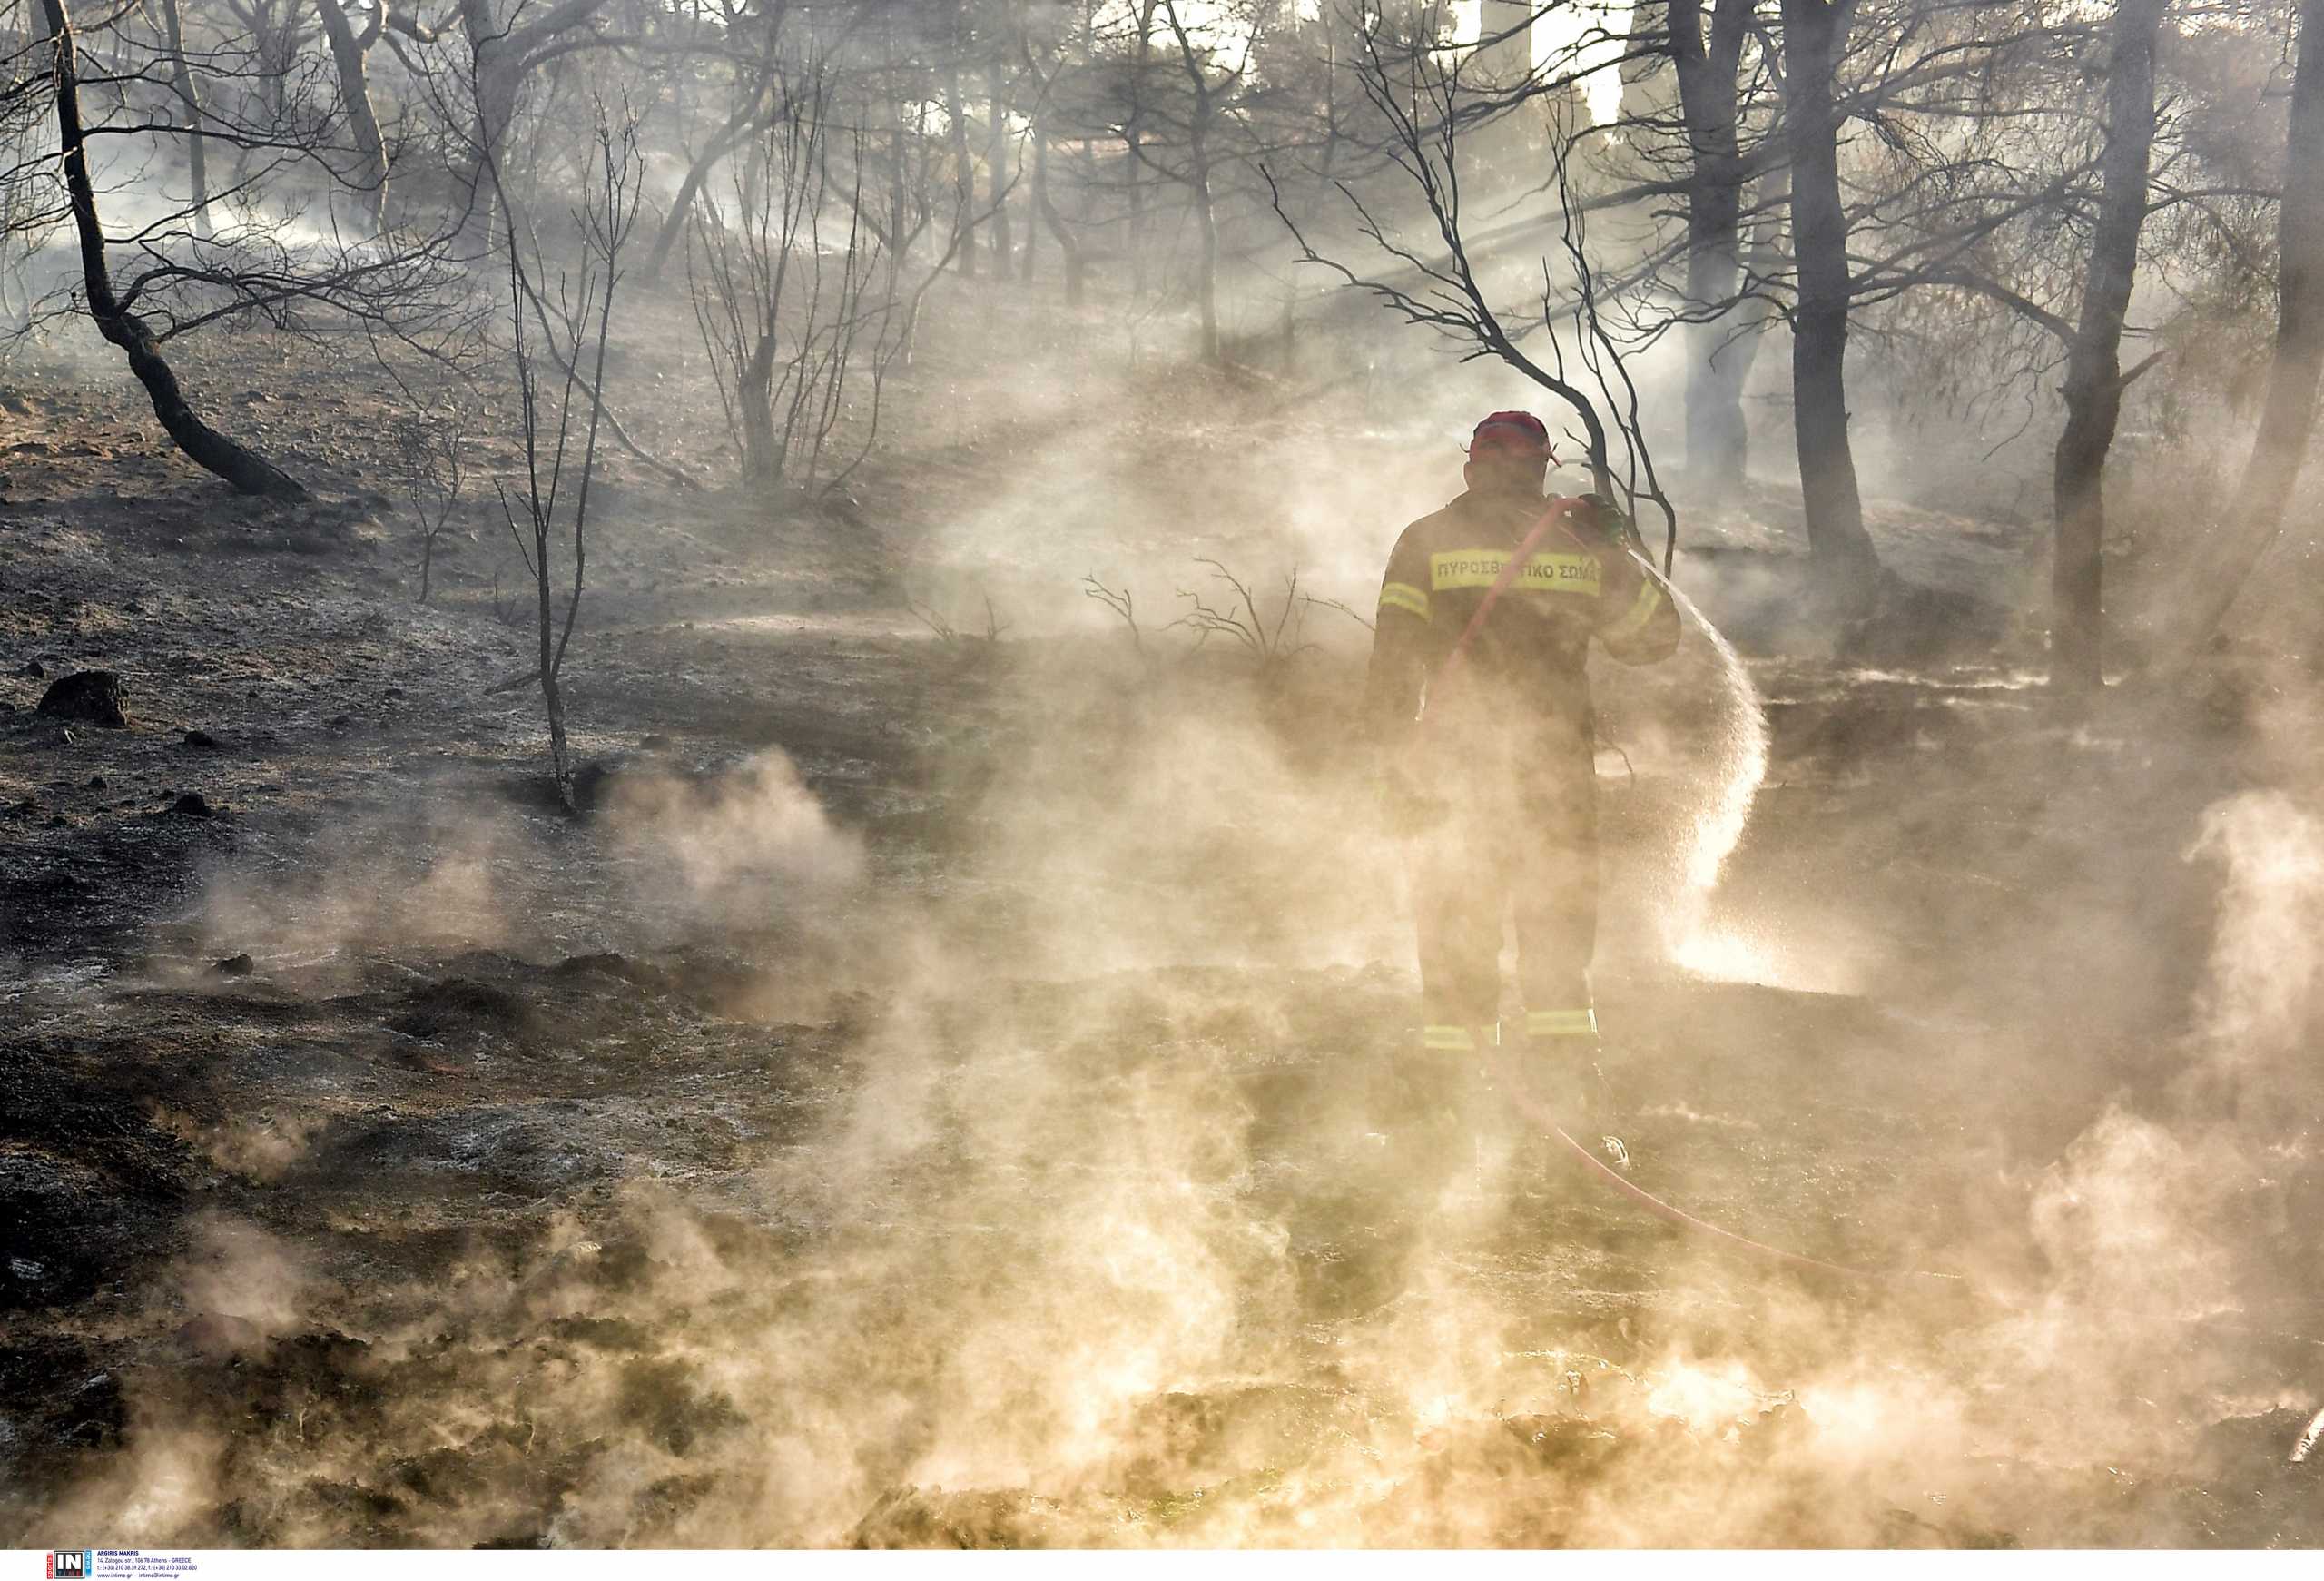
[1364,409,1680,1137]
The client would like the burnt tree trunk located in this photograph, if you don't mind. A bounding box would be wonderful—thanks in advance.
[1033,126,1083,304]
[1669,0,1753,489]
[1778,0,1879,617]
[645,82,768,282]
[157,0,210,234]
[1162,2,1217,363]
[2050,0,2165,691]
[946,46,976,277]
[316,0,389,234]
[1020,122,1040,282]
[2176,0,2324,658]
[528,505,572,809]
[1128,0,1157,296]
[986,50,1013,272]
[1189,123,1217,362]
[40,0,305,499]
[458,0,524,236]
[890,123,911,265]
[738,334,781,485]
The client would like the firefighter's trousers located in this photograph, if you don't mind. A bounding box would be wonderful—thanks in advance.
[1409,743,1598,1055]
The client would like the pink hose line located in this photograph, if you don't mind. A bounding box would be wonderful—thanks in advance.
[1484,1048,1960,1288]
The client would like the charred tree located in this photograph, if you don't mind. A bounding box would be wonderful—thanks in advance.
[1777,0,1879,616]
[1032,123,1082,302]
[945,33,975,276]
[315,0,389,233]
[454,0,616,235]
[1017,14,1083,300]
[1273,32,1679,561]
[1126,0,1157,296]
[985,41,1012,272]
[499,112,640,813]
[156,0,211,234]
[2050,0,2166,691]
[38,0,305,499]
[2176,0,2324,659]
[1159,0,1221,364]
[645,78,773,281]
[1666,0,1755,488]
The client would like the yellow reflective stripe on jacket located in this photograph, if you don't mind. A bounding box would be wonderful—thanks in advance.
[1420,1023,1477,1052]
[1604,578,1667,641]
[1379,580,1431,621]
[1524,1008,1598,1038]
[1430,550,1603,596]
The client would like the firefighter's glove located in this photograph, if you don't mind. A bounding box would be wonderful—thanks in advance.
[1580,492,1649,559]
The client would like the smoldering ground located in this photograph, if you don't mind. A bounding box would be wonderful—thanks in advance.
[1,162,2319,1538]
[6,442,2322,1547]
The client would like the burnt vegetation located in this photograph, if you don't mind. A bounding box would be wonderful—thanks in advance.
[4,0,2324,1555]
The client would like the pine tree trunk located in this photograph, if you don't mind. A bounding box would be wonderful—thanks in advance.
[1034,126,1083,305]
[946,52,976,277]
[1778,0,1879,618]
[315,0,388,234]
[157,0,210,234]
[986,52,1012,272]
[2050,0,2165,690]
[1191,133,1217,363]
[2173,0,2324,659]
[645,88,765,282]
[1128,0,1157,296]
[1670,0,1752,489]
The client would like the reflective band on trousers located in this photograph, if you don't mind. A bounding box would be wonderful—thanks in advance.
[1421,1023,1505,1052]
[1525,1007,1598,1038]
[1605,578,1666,641]
[1379,581,1431,621]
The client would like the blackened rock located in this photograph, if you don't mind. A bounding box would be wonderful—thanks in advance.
[213,954,255,976]
[17,660,43,679]
[35,670,128,728]
[571,758,619,812]
[183,728,220,748]
[170,792,215,818]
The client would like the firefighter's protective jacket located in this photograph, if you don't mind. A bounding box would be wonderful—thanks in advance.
[1364,489,1681,766]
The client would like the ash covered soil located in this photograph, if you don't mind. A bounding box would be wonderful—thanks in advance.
[4,298,2322,1547]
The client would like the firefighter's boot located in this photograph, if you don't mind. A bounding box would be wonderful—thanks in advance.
[1520,1008,1628,1167]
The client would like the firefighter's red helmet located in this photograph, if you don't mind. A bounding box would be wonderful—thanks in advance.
[1467,410,1553,461]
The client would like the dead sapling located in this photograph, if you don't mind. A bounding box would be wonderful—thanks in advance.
[1081,573,1161,672]
[908,592,1011,665]
[493,106,644,814]
[1265,29,1681,574]
[393,410,468,603]
[1171,559,1346,679]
